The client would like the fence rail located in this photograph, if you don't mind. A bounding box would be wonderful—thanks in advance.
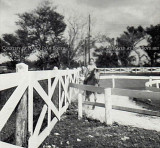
[145,80,160,92]
[0,63,79,148]
[69,83,160,125]
[97,67,160,74]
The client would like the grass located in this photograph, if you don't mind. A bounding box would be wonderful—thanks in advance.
[40,102,160,148]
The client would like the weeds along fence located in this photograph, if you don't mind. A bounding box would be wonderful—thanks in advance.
[97,67,160,74]
[69,83,160,125]
[0,63,79,148]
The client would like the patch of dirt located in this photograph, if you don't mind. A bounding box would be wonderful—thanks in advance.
[40,102,160,148]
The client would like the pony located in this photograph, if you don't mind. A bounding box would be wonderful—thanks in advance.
[83,69,100,108]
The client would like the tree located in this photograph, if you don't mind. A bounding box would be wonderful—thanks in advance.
[16,1,66,69]
[0,38,8,53]
[1,33,33,62]
[93,35,120,67]
[146,24,160,66]
[94,49,113,67]
[2,34,20,62]
[65,14,87,67]
[117,26,146,66]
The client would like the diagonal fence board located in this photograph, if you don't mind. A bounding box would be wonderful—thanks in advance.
[59,77,69,101]
[0,78,28,131]
[33,81,59,119]
[0,69,80,148]
[60,91,65,108]
[29,117,58,148]
[33,105,48,136]
[0,142,24,148]
[50,76,59,99]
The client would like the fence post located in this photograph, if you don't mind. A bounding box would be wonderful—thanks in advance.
[149,76,152,87]
[53,66,58,70]
[15,63,28,147]
[28,71,33,148]
[78,93,83,120]
[67,68,72,103]
[156,82,159,88]
[112,75,115,88]
[53,67,61,120]
[48,70,51,135]
[104,88,112,125]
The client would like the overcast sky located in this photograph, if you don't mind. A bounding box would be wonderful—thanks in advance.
[0,0,160,63]
[0,0,160,38]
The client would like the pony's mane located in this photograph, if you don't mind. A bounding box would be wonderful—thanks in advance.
[84,69,99,85]
[87,70,95,80]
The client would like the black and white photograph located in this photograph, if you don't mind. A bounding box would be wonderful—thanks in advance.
[0,0,160,147]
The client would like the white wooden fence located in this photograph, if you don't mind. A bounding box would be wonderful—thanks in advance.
[145,79,160,92]
[0,63,79,148]
[100,75,160,89]
[97,67,160,74]
[70,83,160,125]
[71,67,160,125]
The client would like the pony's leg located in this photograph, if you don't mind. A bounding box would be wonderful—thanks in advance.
[86,91,93,110]
[92,84,99,109]
[85,91,90,110]
[85,91,90,101]
[92,92,98,109]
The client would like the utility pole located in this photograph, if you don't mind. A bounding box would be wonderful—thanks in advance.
[84,39,87,66]
[88,14,91,64]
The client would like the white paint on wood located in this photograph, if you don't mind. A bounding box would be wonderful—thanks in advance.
[28,75,33,136]
[0,79,28,131]
[78,93,83,120]
[0,73,27,91]
[16,63,28,147]
[104,88,112,125]
[29,117,58,148]
[34,81,59,119]
[97,67,160,74]
[48,71,51,135]
[33,105,47,136]
[112,75,115,88]
[0,141,24,148]
[0,66,80,148]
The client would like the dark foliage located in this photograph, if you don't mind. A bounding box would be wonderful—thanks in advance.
[146,24,160,66]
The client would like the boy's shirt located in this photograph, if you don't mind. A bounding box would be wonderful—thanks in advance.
[87,64,97,73]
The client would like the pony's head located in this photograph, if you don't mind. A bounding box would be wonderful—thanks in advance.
[84,68,100,85]
[92,68,100,80]
[84,68,100,102]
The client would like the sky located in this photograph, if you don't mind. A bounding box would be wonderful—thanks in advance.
[0,0,160,63]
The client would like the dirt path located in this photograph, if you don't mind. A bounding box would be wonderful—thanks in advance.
[84,94,160,132]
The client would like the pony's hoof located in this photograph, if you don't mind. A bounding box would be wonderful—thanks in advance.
[92,105,95,110]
